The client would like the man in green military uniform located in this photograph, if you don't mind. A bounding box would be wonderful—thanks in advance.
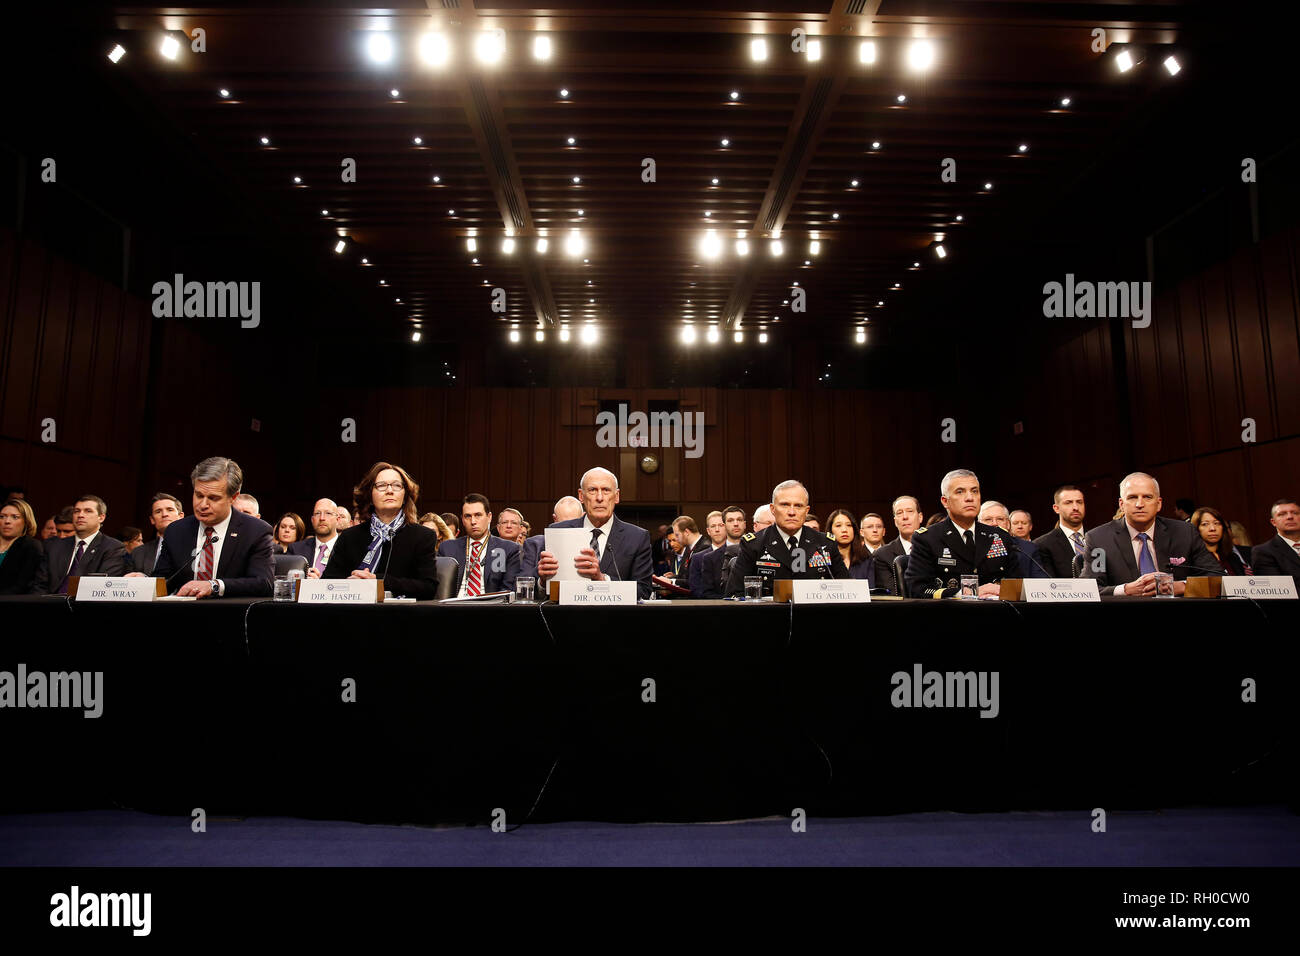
[725,479,849,597]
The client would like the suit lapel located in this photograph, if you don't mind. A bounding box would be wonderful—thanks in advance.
[1109,520,1139,581]
[599,519,619,575]
[216,514,240,578]
[1151,518,1171,572]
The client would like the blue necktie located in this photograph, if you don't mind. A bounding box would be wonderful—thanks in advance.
[1136,532,1156,575]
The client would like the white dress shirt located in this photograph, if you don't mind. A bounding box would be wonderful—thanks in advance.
[457,534,491,597]
[582,515,611,559]
[309,534,339,572]
[66,531,101,574]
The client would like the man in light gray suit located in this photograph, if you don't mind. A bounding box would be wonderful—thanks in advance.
[1082,472,1222,596]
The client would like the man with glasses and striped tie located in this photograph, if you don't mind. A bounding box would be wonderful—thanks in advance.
[293,498,342,578]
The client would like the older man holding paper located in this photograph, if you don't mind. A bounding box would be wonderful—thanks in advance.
[535,467,654,599]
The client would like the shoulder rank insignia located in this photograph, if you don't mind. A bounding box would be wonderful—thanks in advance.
[742,532,756,541]
[915,525,928,534]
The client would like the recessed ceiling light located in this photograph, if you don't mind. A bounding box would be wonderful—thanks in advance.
[896,94,907,104]
[770,240,783,256]
[533,36,552,61]
[413,136,423,145]
[419,32,451,67]
[703,210,711,217]
[807,39,822,62]
[832,212,839,219]
[809,240,820,255]
[475,30,505,65]
[955,214,964,221]
[567,136,575,145]
[577,209,584,216]
[1115,49,1134,72]
[859,41,876,64]
[729,90,740,100]
[559,327,571,342]
[681,325,697,344]
[108,44,126,64]
[509,328,520,343]
[432,175,441,183]
[334,240,346,254]
[390,88,400,98]
[750,38,767,62]
[559,88,569,98]
[502,238,516,254]
[706,326,721,343]
[466,237,477,252]
[360,258,368,264]
[735,239,749,256]
[711,177,719,185]
[320,209,329,216]
[871,141,881,150]
[448,209,455,215]
[983,182,993,190]
[292,176,301,184]
[758,332,768,343]
[851,179,860,187]
[536,238,549,253]
[259,136,270,145]
[1018,144,1028,152]
[219,89,230,98]
[535,329,546,341]
[411,331,422,343]
[581,326,597,344]
[721,138,730,147]
[907,40,935,72]
[367,33,393,64]
[160,35,180,60]
[572,176,581,184]
[1163,55,1181,75]
[1060,96,1071,107]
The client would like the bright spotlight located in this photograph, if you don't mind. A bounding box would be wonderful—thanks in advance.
[367,33,393,64]
[855,329,866,344]
[565,230,584,257]
[533,36,552,61]
[750,38,768,62]
[1116,49,1134,72]
[1163,55,1181,76]
[706,326,721,344]
[580,325,597,345]
[807,39,822,62]
[502,237,516,254]
[508,328,521,343]
[700,230,722,259]
[419,33,450,66]
[475,30,505,65]
[770,240,783,256]
[907,40,935,72]
[681,325,697,344]
[160,35,180,60]
[536,238,549,253]
[334,240,346,254]
[735,239,749,256]
[859,41,876,64]
[108,44,126,64]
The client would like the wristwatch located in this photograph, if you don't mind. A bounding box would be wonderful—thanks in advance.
[212,579,224,597]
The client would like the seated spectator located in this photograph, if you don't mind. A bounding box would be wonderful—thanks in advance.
[32,495,127,594]
[54,507,75,538]
[925,511,946,528]
[233,494,261,519]
[119,526,144,554]
[826,508,876,586]
[272,512,305,554]
[1250,498,1300,585]
[323,462,440,600]
[1228,520,1253,568]
[804,514,821,532]
[1191,506,1250,575]
[40,515,57,540]
[440,513,460,538]
[419,511,454,545]
[0,498,44,594]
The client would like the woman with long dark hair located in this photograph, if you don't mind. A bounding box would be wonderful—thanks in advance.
[827,508,876,586]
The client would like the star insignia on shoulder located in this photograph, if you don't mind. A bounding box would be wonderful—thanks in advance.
[915,526,928,534]
[742,532,756,541]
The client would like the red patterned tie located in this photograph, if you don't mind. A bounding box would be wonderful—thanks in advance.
[196,528,215,581]
[467,539,483,596]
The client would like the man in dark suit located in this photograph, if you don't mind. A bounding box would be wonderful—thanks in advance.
[291,497,343,577]
[874,494,924,595]
[906,470,1021,599]
[1241,498,1300,586]
[132,492,185,575]
[142,457,274,597]
[670,515,709,582]
[1032,485,1088,578]
[535,467,654,599]
[32,495,127,594]
[1081,472,1222,596]
[520,495,584,582]
[979,500,1047,578]
[726,480,850,597]
[690,506,744,598]
[438,493,521,596]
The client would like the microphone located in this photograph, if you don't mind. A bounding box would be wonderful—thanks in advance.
[162,541,208,590]
[1007,538,1056,580]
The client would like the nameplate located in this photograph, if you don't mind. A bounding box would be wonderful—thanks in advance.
[1222,576,1298,600]
[790,580,872,604]
[559,581,637,605]
[296,579,384,603]
[1022,579,1101,603]
[73,577,165,602]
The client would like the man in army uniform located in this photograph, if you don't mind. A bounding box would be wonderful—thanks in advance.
[726,480,849,597]
[905,468,1020,599]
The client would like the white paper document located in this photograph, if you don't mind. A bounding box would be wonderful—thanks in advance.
[544,528,591,581]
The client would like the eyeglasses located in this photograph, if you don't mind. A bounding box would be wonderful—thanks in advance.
[373,482,404,492]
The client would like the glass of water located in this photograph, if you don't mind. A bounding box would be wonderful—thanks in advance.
[272,577,295,602]
[515,576,536,604]
[960,574,979,600]
[1153,571,1175,597]
[744,575,764,601]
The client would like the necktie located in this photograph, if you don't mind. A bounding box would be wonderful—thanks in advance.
[590,528,603,574]
[314,542,327,573]
[197,529,215,580]
[1070,532,1085,558]
[58,540,86,594]
[1137,532,1157,575]
[963,530,973,550]
[467,540,483,596]
[1293,542,1300,557]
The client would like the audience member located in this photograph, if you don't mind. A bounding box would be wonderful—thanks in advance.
[0,498,43,594]
[272,512,305,554]
[32,495,127,594]
[827,508,875,585]
[133,493,184,574]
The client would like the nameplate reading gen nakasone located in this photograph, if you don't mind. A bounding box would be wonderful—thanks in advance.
[560,581,637,605]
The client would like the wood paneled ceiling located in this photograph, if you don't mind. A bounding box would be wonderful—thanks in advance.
[99,1,1197,344]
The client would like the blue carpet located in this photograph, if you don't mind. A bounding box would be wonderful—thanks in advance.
[2,806,1298,866]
